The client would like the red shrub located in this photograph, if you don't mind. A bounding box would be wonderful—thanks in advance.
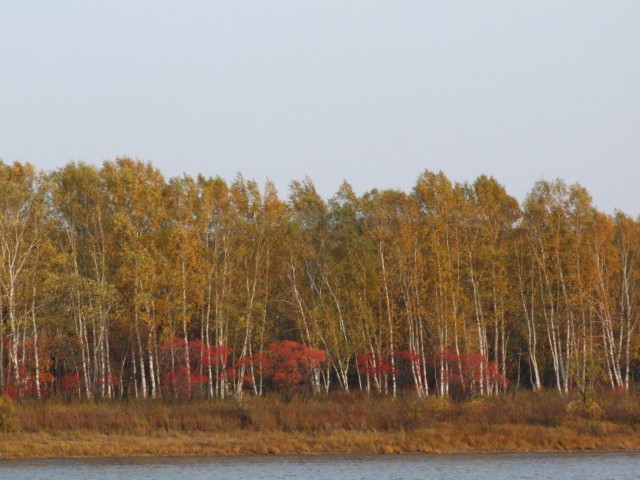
[244,340,327,393]
[440,348,508,398]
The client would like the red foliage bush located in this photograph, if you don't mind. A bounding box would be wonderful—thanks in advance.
[159,338,208,400]
[440,348,508,399]
[244,340,327,393]
[59,373,81,399]
[356,353,396,377]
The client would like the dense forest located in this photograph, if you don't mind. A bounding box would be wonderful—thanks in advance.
[0,158,638,402]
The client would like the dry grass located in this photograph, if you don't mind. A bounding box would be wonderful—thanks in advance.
[2,425,639,459]
[2,391,640,458]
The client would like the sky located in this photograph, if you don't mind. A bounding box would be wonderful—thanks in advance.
[1,1,639,215]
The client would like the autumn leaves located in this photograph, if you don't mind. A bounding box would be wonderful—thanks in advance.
[0,159,638,401]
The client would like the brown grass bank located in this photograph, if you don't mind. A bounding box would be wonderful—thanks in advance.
[1,392,640,458]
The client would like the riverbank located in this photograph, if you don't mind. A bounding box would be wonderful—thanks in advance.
[2,424,640,458]
[1,393,639,458]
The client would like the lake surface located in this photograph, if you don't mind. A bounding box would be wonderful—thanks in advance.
[1,452,638,480]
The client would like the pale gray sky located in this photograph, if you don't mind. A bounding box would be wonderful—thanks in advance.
[1,1,639,214]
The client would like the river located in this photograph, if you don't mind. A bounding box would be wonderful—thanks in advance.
[0,452,638,479]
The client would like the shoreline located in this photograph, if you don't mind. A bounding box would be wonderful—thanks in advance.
[3,394,640,460]
[2,449,640,463]
[2,425,640,459]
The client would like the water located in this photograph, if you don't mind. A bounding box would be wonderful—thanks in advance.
[0,452,638,480]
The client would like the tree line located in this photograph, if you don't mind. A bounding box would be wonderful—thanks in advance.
[0,158,638,401]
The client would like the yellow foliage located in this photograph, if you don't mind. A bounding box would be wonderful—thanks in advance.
[566,399,605,420]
